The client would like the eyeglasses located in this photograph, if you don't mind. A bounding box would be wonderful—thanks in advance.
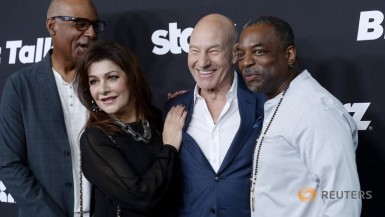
[50,16,106,33]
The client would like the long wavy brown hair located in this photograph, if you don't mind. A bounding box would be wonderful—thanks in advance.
[75,41,157,134]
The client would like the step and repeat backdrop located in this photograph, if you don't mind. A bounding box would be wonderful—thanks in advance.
[0,0,384,216]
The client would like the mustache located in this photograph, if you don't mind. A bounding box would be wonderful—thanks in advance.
[242,67,259,76]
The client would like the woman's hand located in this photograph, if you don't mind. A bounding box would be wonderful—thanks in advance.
[163,105,187,151]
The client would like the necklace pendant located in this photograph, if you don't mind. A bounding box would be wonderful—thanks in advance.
[251,194,255,212]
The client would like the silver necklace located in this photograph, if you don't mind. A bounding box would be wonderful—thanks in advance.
[114,119,152,143]
[250,85,289,212]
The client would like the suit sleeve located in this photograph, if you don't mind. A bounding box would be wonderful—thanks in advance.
[80,127,178,213]
[0,77,66,216]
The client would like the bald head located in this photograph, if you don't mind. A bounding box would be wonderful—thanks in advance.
[47,0,98,18]
[192,14,238,46]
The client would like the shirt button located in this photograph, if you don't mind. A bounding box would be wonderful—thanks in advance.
[63,151,70,156]
[65,182,73,188]
[210,208,216,214]
[214,176,222,182]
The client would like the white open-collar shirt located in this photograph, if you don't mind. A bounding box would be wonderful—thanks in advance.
[187,72,240,172]
[53,69,91,217]
[251,70,361,217]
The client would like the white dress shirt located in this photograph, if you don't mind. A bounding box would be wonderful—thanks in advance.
[187,72,240,172]
[251,70,361,217]
[53,69,91,217]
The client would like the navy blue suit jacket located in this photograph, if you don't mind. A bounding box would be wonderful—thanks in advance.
[166,73,265,217]
[0,51,75,216]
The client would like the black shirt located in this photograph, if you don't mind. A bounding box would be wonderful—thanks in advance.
[80,122,178,217]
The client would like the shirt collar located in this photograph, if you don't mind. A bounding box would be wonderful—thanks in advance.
[288,69,310,89]
[266,69,309,105]
[52,67,74,85]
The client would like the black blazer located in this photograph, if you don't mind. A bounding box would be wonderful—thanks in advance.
[0,51,75,216]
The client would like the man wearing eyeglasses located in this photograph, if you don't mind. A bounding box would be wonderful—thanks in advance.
[0,0,105,216]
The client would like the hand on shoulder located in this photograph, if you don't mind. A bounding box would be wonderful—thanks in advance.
[162,105,187,150]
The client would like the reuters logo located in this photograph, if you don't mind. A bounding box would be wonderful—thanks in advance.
[298,187,316,202]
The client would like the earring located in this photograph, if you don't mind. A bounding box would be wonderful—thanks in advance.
[91,100,102,112]
[288,59,294,69]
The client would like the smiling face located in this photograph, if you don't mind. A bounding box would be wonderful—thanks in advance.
[88,59,136,122]
[187,14,237,93]
[47,0,99,66]
[237,23,296,99]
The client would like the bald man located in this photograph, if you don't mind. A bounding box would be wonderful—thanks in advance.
[0,0,104,216]
[165,14,265,217]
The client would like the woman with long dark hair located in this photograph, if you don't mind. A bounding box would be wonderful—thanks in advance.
[75,41,186,217]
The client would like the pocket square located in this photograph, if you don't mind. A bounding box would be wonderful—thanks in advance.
[253,116,264,128]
